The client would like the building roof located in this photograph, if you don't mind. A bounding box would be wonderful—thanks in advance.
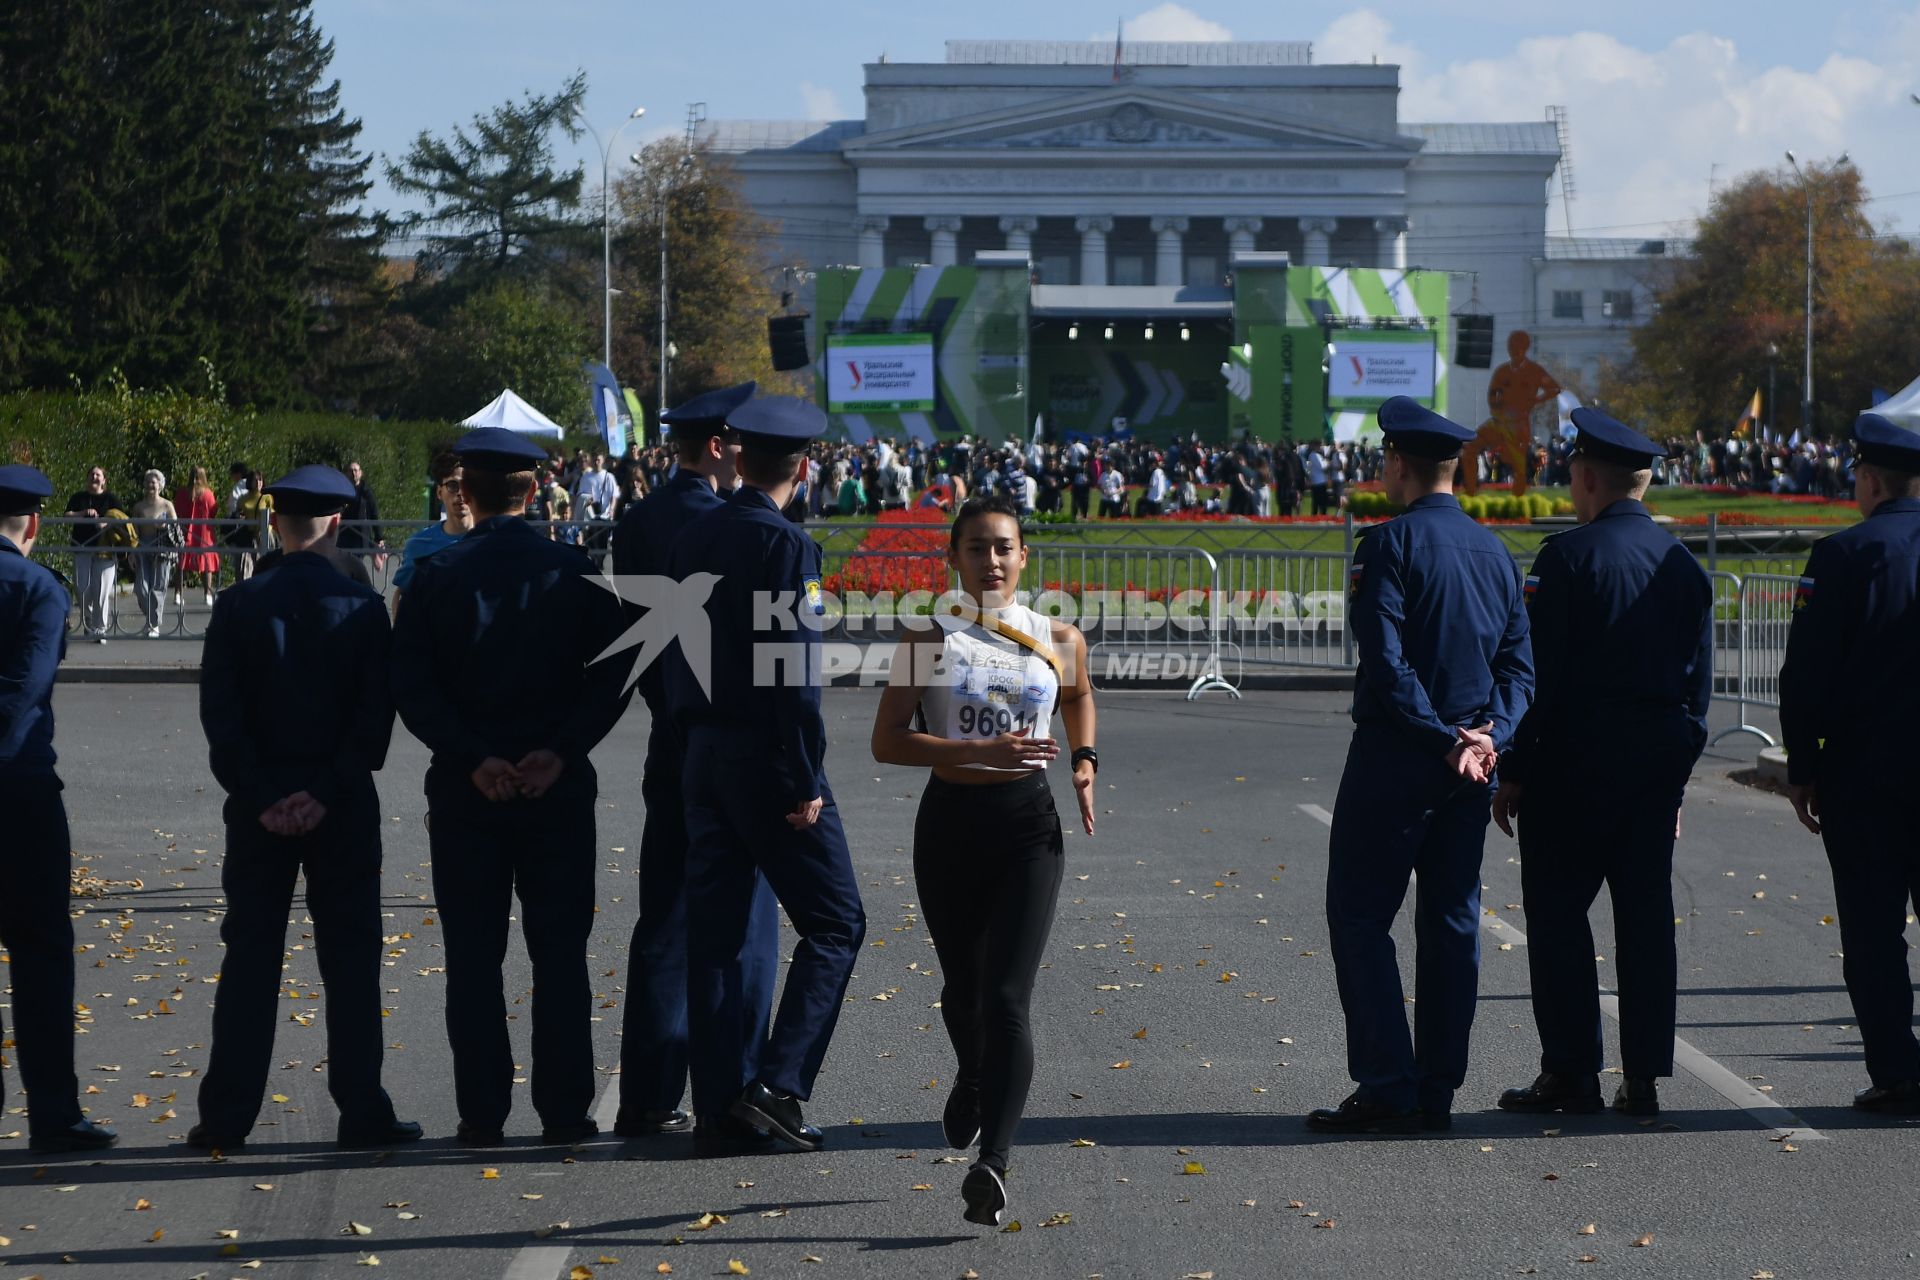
[700,119,865,155]
[1544,236,1694,260]
[1401,122,1561,155]
[943,40,1313,67]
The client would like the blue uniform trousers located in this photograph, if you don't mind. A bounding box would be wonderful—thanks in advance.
[430,796,597,1130]
[682,729,866,1116]
[1818,766,1920,1088]
[0,777,81,1136]
[197,816,395,1136]
[618,717,779,1114]
[1518,758,1686,1079]
[1327,726,1490,1113]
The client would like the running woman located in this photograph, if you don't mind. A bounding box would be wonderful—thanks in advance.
[871,492,1097,1227]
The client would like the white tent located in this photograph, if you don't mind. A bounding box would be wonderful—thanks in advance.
[459,389,565,437]
[1872,372,1920,429]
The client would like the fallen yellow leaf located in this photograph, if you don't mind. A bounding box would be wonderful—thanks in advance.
[1577,1223,1597,1236]
[148,1228,164,1242]
[481,1168,500,1179]
[655,1266,673,1276]
[1632,1233,1654,1247]
[1182,1161,1206,1175]
[726,1262,749,1276]
[133,1198,152,1211]
[271,1094,290,1104]
[1111,1059,1132,1070]
[570,1267,595,1280]
[1070,1138,1097,1148]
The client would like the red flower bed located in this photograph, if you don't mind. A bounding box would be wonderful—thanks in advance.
[828,508,949,596]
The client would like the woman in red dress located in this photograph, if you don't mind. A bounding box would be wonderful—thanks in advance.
[174,464,222,605]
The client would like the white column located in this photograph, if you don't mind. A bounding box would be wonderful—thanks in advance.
[855,215,888,269]
[924,216,962,267]
[1300,217,1338,266]
[1150,216,1189,286]
[998,215,1039,257]
[1075,215,1113,286]
[1223,216,1264,258]
[1373,216,1409,270]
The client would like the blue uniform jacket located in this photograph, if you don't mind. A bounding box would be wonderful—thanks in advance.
[611,471,725,710]
[0,535,68,776]
[1779,496,1920,785]
[198,550,394,821]
[665,486,827,810]
[1503,499,1713,786]
[1349,493,1534,755]
[391,515,632,806]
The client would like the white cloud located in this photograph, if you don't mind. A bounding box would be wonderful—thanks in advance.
[1315,10,1419,72]
[798,81,844,121]
[1318,9,1920,236]
[1099,4,1232,43]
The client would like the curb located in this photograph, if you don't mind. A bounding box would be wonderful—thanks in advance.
[1756,746,1790,787]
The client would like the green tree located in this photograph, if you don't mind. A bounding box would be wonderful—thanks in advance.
[1604,161,1920,439]
[607,142,795,420]
[384,73,590,283]
[402,280,589,426]
[0,1,384,408]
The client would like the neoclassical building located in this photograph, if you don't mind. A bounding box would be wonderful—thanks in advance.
[705,40,1671,439]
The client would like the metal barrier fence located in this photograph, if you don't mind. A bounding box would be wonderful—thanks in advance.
[1213,549,1356,671]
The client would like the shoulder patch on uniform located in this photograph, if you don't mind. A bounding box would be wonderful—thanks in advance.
[803,574,825,615]
[1347,561,1364,602]
[1794,575,1814,612]
[1523,572,1540,605]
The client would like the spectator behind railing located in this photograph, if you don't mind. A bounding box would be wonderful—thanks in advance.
[63,465,121,642]
[228,470,274,583]
[174,464,221,607]
[129,470,179,638]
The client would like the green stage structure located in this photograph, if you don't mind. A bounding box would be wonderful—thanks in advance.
[811,255,1451,446]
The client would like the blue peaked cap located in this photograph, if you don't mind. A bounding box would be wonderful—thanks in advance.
[0,464,53,516]
[1853,412,1920,473]
[730,395,826,453]
[1377,396,1473,459]
[661,380,757,427]
[1570,406,1667,467]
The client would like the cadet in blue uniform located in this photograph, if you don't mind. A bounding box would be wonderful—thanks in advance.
[666,396,868,1153]
[190,466,421,1151]
[1780,412,1920,1114]
[0,465,116,1155]
[607,382,779,1141]
[1492,409,1712,1118]
[1311,398,1534,1134]
[391,427,632,1145]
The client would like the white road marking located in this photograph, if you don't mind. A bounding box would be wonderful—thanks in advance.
[501,1075,622,1280]
[1296,800,1825,1140]
[502,1246,570,1280]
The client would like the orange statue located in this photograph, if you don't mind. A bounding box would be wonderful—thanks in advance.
[1460,330,1560,497]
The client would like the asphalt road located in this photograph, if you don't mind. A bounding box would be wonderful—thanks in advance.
[3,686,1914,1280]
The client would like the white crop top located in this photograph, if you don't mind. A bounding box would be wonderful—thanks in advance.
[918,605,1061,773]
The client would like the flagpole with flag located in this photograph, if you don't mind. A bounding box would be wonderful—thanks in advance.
[1112,17,1123,82]
[1732,388,1762,439]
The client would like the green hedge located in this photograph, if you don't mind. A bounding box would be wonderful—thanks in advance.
[0,372,476,538]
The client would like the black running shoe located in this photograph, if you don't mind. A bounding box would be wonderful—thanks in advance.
[942,1082,981,1149]
[961,1161,1009,1227]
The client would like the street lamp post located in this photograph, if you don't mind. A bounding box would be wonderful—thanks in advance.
[1766,342,1779,440]
[1784,149,1847,438]
[575,105,647,370]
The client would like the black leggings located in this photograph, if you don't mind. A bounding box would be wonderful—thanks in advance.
[914,770,1065,1171]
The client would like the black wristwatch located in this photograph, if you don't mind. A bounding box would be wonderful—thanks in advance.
[1071,746,1099,774]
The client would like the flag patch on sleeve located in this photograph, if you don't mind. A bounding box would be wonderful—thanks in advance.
[1347,562,1364,602]
[1793,576,1814,612]
[1523,573,1540,605]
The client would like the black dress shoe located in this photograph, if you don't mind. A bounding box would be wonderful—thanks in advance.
[942,1083,981,1149]
[691,1114,776,1158]
[731,1081,823,1152]
[1305,1093,1421,1135]
[614,1108,693,1137]
[961,1161,1009,1227]
[184,1122,246,1152]
[1498,1072,1604,1114]
[1852,1080,1920,1114]
[455,1120,505,1145]
[540,1117,600,1145]
[1612,1077,1660,1117]
[337,1118,424,1150]
[30,1119,118,1154]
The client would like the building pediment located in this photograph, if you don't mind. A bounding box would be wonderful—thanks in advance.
[844,87,1418,155]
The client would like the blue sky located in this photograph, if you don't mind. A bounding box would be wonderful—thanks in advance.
[320,0,1920,235]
